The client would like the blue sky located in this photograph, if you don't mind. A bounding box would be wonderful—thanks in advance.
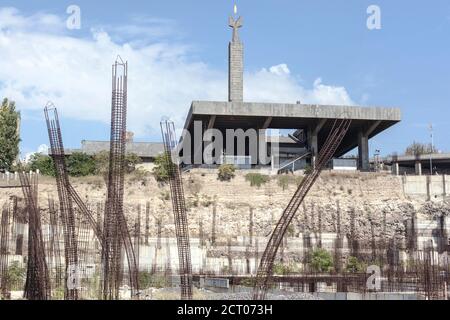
[1,0,450,158]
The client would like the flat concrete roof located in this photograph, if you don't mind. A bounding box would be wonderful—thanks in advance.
[187,101,401,122]
[183,100,401,157]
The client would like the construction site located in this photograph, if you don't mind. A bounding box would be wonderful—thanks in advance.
[0,8,449,301]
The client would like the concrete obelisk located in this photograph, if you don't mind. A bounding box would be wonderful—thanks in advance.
[228,5,243,102]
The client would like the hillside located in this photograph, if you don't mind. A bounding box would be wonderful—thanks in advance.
[1,170,448,243]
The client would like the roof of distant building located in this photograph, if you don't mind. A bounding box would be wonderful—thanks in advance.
[49,140,164,158]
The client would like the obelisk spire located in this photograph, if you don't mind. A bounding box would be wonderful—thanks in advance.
[228,4,244,102]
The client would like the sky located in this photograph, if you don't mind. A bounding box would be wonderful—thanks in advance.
[0,0,450,158]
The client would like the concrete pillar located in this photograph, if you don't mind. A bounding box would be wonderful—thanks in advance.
[310,130,318,169]
[426,175,432,201]
[415,161,422,176]
[443,175,447,197]
[308,119,326,169]
[393,162,399,176]
[358,131,369,171]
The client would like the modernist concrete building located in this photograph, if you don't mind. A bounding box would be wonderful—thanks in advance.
[181,12,401,171]
[50,11,401,171]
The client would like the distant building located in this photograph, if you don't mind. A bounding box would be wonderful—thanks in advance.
[50,139,164,163]
[382,153,450,175]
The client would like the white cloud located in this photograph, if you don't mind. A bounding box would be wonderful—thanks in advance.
[24,144,49,163]
[37,144,49,154]
[0,7,354,139]
[268,64,290,76]
[0,7,65,33]
[99,15,179,45]
[245,72,353,106]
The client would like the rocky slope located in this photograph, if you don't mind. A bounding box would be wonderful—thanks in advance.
[1,170,448,243]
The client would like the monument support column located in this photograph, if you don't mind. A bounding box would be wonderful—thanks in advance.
[308,128,318,155]
[358,131,369,171]
[415,161,422,176]
[358,121,381,172]
[393,162,400,176]
[308,119,327,169]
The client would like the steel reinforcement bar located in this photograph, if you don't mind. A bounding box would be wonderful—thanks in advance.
[253,118,352,300]
[161,120,193,300]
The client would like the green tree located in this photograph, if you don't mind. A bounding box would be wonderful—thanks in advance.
[0,98,20,171]
[309,248,334,273]
[94,151,143,178]
[152,153,175,182]
[66,152,96,177]
[28,153,55,176]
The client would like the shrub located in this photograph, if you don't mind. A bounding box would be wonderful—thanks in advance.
[130,167,150,186]
[278,174,301,190]
[5,261,26,289]
[245,173,270,188]
[139,271,167,289]
[125,153,142,173]
[189,194,200,208]
[309,248,333,273]
[273,262,297,275]
[277,175,291,190]
[304,165,313,175]
[218,164,236,181]
[28,153,55,176]
[240,277,256,287]
[201,194,214,207]
[287,224,295,236]
[160,191,170,201]
[66,152,96,177]
[345,256,366,273]
[186,176,202,195]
